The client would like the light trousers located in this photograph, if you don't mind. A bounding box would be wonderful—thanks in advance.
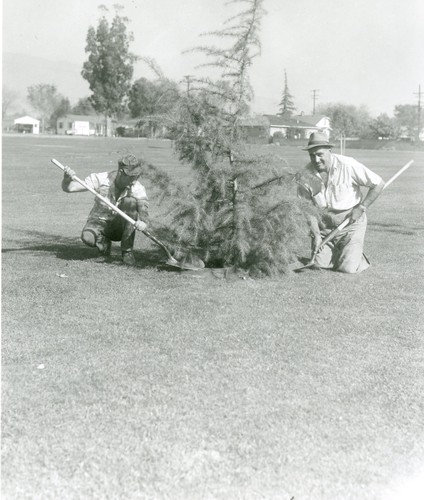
[314,213,370,273]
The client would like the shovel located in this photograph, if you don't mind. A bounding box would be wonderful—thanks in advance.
[51,158,205,271]
[294,159,414,272]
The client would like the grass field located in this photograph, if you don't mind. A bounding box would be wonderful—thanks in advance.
[2,135,424,499]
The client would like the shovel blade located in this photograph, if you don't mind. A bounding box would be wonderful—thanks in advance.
[294,264,322,273]
[292,259,321,273]
[166,254,205,271]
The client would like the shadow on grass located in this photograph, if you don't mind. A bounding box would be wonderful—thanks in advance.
[2,228,175,270]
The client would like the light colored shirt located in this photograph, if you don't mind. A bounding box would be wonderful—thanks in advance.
[84,171,148,221]
[298,154,382,210]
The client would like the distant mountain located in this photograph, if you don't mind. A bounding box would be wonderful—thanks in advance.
[3,52,90,112]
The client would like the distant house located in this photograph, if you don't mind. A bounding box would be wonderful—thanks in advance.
[238,115,270,143]
[398,125,424,142]
[56,114,112,136]
[239,114,331,142]
[13,115,40,134]
[263,114,331,140]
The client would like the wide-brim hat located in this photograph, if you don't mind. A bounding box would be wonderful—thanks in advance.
[303,132,334,151]
[118,154,143,176]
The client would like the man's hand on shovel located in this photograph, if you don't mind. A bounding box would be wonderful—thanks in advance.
[63,166,77,179]
[134,220,147,232]
[311,231,323,255]
[349,203,367,222]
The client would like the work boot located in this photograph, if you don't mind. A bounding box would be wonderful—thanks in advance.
[122,251,136,266]
[96,235,112,256]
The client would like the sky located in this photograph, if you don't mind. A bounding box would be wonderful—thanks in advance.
[3,0,424,117]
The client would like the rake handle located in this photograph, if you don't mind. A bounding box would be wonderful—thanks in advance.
[51,158,174,260]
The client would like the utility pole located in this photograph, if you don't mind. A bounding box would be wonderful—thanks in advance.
[183,75,193,97]
[413,84,422,142]
[311,89,319,114]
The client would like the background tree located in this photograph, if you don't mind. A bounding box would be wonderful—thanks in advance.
[81,5,137,135]
[153,0,315,276]
[2,85,19,118]
[128,77,181,137]
[317,103,371,139]
[128,78,158,117]
[278,69,296,117]
[49,96,71,131]
[366,113,398,139]
[27,83,64,132]
[72,97,96,115]
[394,104,422,140]
[129,78,181,117]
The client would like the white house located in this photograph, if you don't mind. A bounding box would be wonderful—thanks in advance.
[14,116,40,134]
[295,115,332,137]
[56,114,111,136]
[398,125,424,142]
[263,114,331,140]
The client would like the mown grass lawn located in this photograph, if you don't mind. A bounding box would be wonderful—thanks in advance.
[2,135,424,499]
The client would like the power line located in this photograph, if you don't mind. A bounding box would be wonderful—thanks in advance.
[311,89,319,114]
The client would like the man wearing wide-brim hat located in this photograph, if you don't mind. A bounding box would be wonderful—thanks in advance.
[61,154,149,265]
[296,132,385,273]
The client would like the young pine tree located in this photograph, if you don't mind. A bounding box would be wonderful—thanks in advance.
[158,0,316,277]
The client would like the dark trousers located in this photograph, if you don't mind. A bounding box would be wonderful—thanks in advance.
[81,197,137,253]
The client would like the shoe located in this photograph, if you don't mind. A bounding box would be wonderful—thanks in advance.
[97,236,112,256]
[122,252,136,265]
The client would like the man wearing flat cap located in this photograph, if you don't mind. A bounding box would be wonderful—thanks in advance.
[297,132,385,273]
[62,154,148,265]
